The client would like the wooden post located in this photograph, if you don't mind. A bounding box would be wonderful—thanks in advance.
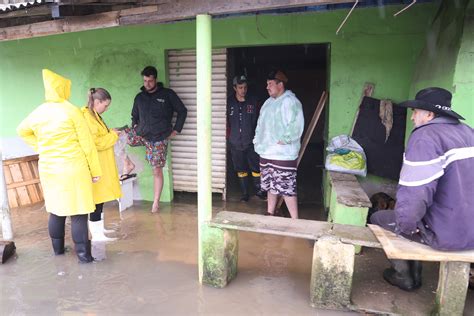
[196,14,212,284]
[0,152,14,240]
[434,261,470,316]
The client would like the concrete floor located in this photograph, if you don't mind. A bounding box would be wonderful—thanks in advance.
[1,195,473,315]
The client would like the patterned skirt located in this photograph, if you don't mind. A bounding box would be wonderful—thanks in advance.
[259,158,297,196]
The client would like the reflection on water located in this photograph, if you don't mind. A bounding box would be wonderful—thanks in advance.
[1,199,333,315]
[1,197,472,315]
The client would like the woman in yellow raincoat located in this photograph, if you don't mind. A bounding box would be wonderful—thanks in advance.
[81,88,122,242]
[17,69,101,263]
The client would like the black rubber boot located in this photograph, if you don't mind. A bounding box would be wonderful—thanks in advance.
[238,176,249,202]
[75,241,94,263]
[252,176,267,200]
[383,259,416,291]
[51,238,65,255]
[410,260,422,289]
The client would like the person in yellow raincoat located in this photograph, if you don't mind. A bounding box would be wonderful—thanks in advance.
[81,88,122,242]
[17,69,101,263]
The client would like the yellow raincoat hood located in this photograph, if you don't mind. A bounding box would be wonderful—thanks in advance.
[43,69,71,102]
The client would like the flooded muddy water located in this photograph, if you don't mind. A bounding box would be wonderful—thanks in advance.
[1,196,473,315]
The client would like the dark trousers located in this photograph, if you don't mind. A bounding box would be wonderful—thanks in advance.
[230,145,260,175]
[89,203,104,222]
[48,213,89,244]
[370,210,423,243]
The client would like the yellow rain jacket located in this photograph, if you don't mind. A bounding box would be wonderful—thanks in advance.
[17,69,102,216]
[81,106,122,203]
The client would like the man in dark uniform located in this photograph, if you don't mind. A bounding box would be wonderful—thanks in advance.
[227,75,266,201]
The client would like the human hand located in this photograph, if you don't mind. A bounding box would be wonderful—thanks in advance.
[168,130,178,139]
[92,176,100,183]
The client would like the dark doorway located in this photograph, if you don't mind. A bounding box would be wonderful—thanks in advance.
[226,44,329,219]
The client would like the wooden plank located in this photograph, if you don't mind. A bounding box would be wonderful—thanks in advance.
[16,186,31,206]
[8,164,23,183]
[210,211,332,240]
[2,155,39,165]
[1,0,355,41]
[350,82,374,136]
[26,184,40,203]
[331,223,381,248]
[7,189,18,208]
[276,91,328,209]
[3,165,13,185]
[20,160,34,181]
[328,171,371,207]
[298,91,327,166]
[120,0,356,25]
[368,224,474,263]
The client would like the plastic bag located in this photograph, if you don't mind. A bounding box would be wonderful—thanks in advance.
[325,135,367,176]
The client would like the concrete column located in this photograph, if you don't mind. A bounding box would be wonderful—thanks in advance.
[0,152,13,240]
[311,237,354,310]
[434,261,470,315]
[196,14,212,284]
[202,226,238,288]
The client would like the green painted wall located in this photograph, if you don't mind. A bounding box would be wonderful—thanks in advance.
[0,4,438,201]
[409,0,473,128]
[452,1,474,124]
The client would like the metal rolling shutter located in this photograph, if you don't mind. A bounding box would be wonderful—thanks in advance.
[168,49,227,196]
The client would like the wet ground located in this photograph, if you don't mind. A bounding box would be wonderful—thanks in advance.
[1,194,473,315]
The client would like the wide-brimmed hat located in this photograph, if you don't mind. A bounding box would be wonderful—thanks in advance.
[398,87,464,120]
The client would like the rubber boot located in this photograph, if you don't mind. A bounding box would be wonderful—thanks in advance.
[410,260,422,289]
[238,176,249,202]
[51,238,65,255]
[75,240,94,263]
[383,259,416,291]
[252,176,267,200]
[89,220,117,242]
[101,213,115,234]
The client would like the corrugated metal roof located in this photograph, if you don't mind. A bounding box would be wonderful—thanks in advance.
[0,0,49,12]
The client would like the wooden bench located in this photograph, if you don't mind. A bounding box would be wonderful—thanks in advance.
[369,224,474,316]
[203,211,474,315]
[203,211,381,310]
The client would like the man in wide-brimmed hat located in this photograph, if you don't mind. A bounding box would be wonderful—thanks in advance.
[370,87,474,291]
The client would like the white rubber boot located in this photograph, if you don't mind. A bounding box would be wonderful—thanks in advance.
[101,213,115,234]
[89,220,117,242]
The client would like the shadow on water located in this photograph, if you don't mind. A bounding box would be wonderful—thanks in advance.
[1,199,473,315]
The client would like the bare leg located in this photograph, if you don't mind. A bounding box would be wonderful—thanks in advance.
[122,155,135,175]
[283,196,298,219]
[267,191,278,215]
[151,166,163,213]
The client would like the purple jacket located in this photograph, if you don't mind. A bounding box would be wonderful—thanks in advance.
[395,117,474,250]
